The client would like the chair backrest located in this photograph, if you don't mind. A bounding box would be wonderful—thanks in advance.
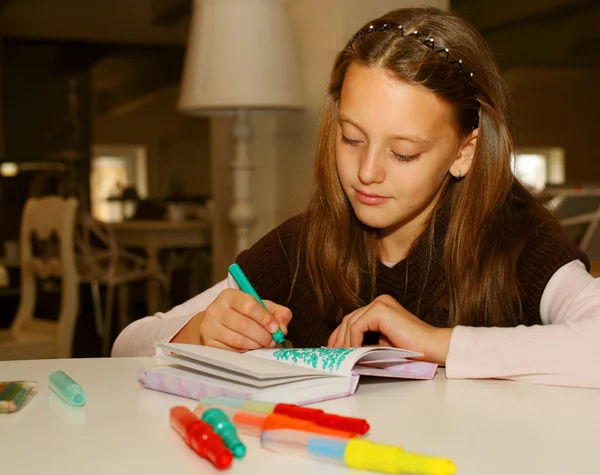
[74,209,151,285]
[12,196,79,357]
[75,210,118,281]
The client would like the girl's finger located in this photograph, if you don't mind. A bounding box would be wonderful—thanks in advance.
[216,322,267,351]
[334,317,349,348]
[202,336,244,353]
[220,313,275,349]
[327,327,339,347]
[265,301,293,334]
[225,290,281,334]
[343,316,356,348]
[342,306,370,347]
[379,335,393,347]
[332,307,361,347]
[348,313,381,347]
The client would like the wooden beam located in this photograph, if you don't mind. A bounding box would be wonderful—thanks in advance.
[481,0,599,36]
[103,84,178,116]
[454,0,597,35]
[100,50,184,116]
[0,1,187,45]
[567,37,600,56]
[152,0,190,26]
[484,6,600,69]
[0,0,15,15]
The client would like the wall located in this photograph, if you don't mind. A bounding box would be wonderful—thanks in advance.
[504,67,600,182]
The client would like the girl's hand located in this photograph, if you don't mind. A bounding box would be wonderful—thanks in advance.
[327,294,452,365]
[171,289,292,352]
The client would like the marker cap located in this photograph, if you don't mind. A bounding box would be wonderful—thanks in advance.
[49,371,85,406]
[201,408,247,458]
[170,406,233,470]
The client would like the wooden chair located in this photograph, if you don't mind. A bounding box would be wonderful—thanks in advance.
[75,210,167,356]
[0,196,79,360]
[0,265,8,288]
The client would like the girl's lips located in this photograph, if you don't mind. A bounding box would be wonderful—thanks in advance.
[355,189,390,205]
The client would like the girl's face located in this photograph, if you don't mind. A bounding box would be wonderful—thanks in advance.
[335,62,471,245]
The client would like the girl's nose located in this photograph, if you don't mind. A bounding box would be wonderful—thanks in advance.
[357,148,385,185]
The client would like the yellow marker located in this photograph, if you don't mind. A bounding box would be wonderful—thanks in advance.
[345,438,456,475]
[261,428,456,475]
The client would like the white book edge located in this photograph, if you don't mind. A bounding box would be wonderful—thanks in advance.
[155,342,425,380]
[155,342,339,379]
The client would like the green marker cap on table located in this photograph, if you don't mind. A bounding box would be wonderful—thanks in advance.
[49,371,86,407]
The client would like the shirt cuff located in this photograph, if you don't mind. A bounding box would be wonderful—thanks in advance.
[111,312,197,357]
[153,313,198,355]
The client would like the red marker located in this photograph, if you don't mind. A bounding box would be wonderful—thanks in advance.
[198,397,370,435]
[273,403,370,435]
[170,406,233,470]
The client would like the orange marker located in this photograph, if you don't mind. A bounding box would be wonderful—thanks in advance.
[195,405,355,439]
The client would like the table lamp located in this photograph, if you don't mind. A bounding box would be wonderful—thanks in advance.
[178,0,303,255]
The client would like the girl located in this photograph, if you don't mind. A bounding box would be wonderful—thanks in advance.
[113,7,600,388]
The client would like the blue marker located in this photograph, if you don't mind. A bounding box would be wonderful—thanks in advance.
[228,263,287,348]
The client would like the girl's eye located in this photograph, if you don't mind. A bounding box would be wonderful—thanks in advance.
[392,151,421,162]
[341,133,421,162]
[340,135,361,146]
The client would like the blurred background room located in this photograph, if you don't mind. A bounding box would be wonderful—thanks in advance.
[0,0,598,359]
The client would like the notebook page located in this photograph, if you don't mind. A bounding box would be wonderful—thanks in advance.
[248,346,422,376]
[159,354,330,388]
[353,360,438,379]
[155,342,335,380]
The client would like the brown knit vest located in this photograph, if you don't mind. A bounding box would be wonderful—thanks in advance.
[237,213,589,348]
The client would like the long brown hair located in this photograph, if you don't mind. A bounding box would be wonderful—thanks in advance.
[299,7,552,327]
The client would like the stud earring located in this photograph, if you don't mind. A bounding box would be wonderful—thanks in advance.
[457,169,462,179]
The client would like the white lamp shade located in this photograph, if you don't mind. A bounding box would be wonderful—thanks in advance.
[178,0,304,113]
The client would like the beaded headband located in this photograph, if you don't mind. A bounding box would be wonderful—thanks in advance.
[348,23,480,129]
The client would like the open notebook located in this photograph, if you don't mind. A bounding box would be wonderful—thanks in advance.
[138,343,438,404]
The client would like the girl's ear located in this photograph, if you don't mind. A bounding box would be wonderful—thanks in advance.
[450,129,477,178]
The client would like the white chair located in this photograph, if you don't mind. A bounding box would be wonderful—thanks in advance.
[544,186,600,258]
[0,196,79,360]
[75,210,167,356]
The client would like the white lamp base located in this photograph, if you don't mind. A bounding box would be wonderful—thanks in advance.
[228,109,257,256]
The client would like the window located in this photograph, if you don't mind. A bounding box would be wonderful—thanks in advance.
[512,147,565,191]
[90,145,148,222]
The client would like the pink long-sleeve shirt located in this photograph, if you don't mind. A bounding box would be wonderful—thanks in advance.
[112,259,600,388]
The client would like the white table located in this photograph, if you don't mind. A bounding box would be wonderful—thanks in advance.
[1,357,599,475]
[108,220,211,314]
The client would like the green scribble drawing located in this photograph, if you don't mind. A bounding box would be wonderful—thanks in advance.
[273,348,354,372]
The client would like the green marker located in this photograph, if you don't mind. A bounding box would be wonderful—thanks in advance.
[228,263,287,348]
[201,408,246,458]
